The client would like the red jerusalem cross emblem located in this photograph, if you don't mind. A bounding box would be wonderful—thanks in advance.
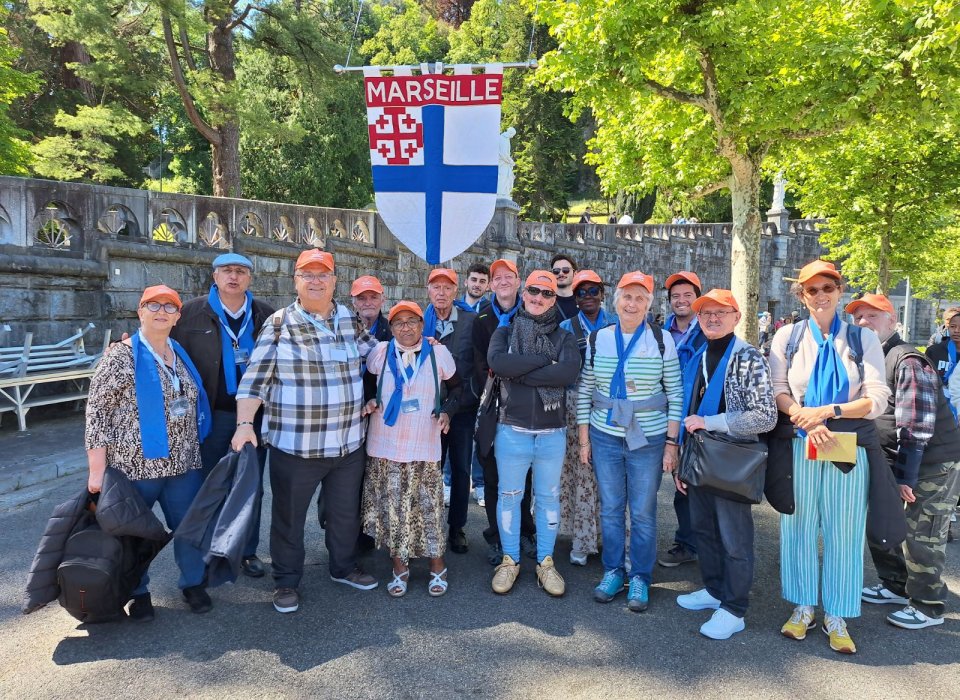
[368,107,423,165]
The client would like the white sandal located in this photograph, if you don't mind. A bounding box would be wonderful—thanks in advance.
[388,569,409,598]
[428,568,448,597]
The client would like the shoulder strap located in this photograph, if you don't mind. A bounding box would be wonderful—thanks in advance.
[845,324,865,383]
[273,308,287,345]
[785,321,806,371]
[430,350,441,415]
[589,330,599,369]
[650,322,665,358]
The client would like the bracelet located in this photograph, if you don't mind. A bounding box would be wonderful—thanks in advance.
[665,437,679,446]
[236,421,254,427]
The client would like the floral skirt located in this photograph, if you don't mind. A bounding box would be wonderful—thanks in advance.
[559,388,601,554]
[362,457,446,563]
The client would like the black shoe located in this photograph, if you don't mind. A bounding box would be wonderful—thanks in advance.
[486,541,504,566]
[241,555,266,578]
[357,532,376,553]
[182,585,213,614]
[449,528,468,554]
[520,534,538,560]
[128,593,154,622]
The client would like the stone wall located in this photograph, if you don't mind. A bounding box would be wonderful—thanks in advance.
[0,176,938,347]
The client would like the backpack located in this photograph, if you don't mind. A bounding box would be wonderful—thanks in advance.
[784,320,864,382]
[57,510,125,623]
[588,322,665,369]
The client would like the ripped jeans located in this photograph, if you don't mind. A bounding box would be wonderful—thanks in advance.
[494,424,566,563]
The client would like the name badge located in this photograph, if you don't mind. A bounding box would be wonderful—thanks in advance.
[234,347,250,365]
[170,397,191,418]
[327,346,350,363]
[625,380,637,393]
[401,398,421,414]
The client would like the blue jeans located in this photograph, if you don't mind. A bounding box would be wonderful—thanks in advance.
[591,426,665,582]
[494,424,566,562]
[131,468,207,594]
[199,409,266,557]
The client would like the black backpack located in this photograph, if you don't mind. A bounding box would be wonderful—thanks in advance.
[57,509,126,623]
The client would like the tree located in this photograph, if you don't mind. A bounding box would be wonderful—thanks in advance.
[0,12,42,174]
[361,0,450,66]
[534,0,957,340]
[787,115,960,298]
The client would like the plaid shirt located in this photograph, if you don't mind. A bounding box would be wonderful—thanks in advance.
[237,301,376,459]
[894,355,938,448]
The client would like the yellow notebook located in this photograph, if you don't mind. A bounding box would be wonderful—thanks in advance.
[806,432,858,463]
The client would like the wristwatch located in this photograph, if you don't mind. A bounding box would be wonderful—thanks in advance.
[832,405,842,418]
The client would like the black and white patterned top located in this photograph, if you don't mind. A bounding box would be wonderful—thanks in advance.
[699,337,778,438]
[84,343,202,481]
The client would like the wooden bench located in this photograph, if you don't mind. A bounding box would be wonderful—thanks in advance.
[0,324,112,431]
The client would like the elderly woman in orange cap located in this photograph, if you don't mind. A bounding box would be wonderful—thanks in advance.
[85,285,213,621]
[361,301,461,598]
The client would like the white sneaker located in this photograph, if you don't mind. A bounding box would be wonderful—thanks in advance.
[473,486,485,507]
[677,588,722,611]
[861,583,908,605]
[700,608,745,640]
[887,605,945,630]
[569,550,588,566]
[443,485,451,508]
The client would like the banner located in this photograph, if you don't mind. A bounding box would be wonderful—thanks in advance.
[364,65,503,264]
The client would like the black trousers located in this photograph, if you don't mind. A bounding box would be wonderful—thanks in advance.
[269,446,364,588]
[476,446,535,544]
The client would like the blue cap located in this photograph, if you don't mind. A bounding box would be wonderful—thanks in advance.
[212,253,253,270]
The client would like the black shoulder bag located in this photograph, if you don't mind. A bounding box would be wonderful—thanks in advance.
[678,430,768,504]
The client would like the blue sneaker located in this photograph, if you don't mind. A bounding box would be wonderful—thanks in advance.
[627,576,649,612]
[594,569,625,603]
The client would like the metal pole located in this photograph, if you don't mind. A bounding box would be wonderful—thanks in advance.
[903,275,912,342]
[334,60,538,74]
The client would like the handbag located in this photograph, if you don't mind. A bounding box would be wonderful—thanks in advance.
[474,374,500,458]
[678,430,768,504]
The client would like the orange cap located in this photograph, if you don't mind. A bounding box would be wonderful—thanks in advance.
[617,271,654,294]
[664,271,702,293]
[387,300,424,323]
[350,275,383,296]
[489,258,519,278]
[692,288,740,313]
[845,293,894,316]
[428,268,458,286]
[296,249,334,272]
[139,284,182,309]
[524,270,558,293]
[797,259,841,284]
[572,269,603,290]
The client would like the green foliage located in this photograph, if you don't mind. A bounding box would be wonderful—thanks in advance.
[0,15,42,174]
[361,0,450,65]
[31,105,148,182]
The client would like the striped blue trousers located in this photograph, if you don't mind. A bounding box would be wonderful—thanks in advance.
[780,438,869,618]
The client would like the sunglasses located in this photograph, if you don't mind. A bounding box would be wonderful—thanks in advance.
[526,287,557,298]
[552,267,572,275]
[575,286,602,298]
[803,283,838,297]
[142,301,179,313]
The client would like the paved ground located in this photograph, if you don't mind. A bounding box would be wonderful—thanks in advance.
[0,414,958,698]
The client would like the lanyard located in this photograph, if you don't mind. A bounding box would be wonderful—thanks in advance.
[217,296,252,348]
[138,331,181,394]
[298,302,339,339]
[393,342,427,390]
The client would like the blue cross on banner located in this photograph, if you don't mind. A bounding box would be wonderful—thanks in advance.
[364,66,504,264]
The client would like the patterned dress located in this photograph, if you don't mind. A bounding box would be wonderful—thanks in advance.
[559,386,601,555]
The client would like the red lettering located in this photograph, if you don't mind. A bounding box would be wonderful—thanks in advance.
[365,74,503,107]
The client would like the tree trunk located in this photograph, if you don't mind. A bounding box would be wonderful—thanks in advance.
[207,14,241,198]
[60,41,96,106]
[728,150,763,344]
[212,123,242,198]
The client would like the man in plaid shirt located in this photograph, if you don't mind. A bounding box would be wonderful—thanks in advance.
[232,249,379,614]
[848,294,960,630]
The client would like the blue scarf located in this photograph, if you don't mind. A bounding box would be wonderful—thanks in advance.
[667,314,706,371]
[133,333,212,459]
[491,296,520,327]
[207,285,254,395]
[453,298,474,313]
[606,321,645,425]
[679,337,736,445]
[579,309,611,334]
[382,338,434,427]
[945,342,958,419]
[803,314,850,416]
[422,303,453,338]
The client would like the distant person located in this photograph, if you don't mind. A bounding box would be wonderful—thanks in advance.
[617,213,634,225]
[85,285,213,620]
[579,207,593,224]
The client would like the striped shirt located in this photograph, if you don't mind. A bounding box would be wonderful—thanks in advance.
[577,325,684,437]
[237,301,377,459]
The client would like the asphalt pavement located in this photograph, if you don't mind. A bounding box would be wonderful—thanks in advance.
[0,414,958,698]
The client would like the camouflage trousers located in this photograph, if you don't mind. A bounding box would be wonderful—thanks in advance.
[868,461,960,617]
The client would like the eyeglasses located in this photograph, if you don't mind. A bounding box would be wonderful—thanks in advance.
[576,286,602,298]
[697,309,737,319]
[526,287,556,298]
[142,301,179,314]
[803,283,838,297]
[297,272,333,283]
[390,319,422,329]
[552,267,572,275]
